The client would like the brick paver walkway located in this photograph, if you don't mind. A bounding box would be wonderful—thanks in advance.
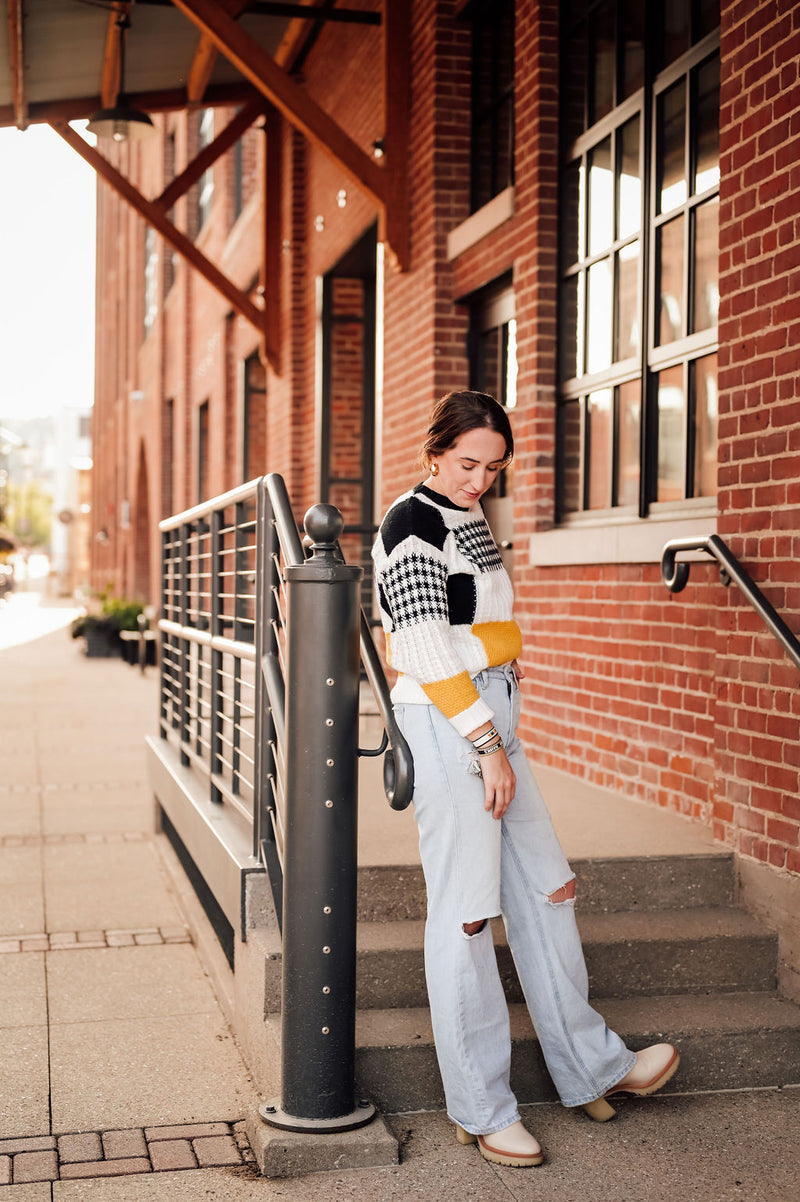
[0,591,258,1191]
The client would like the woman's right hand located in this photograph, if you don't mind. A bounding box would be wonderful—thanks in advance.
[480,745,516,819]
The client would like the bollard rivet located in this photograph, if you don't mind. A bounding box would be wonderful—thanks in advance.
[326,758,335,766]
[322,1027,330,1035]
[323,905,332,914]
[322,986,331,994]
[326,678,335,686]
[325,799,334,808]
[322,945,331,954]
[326,718,334,727]
[264,1105,276,1114]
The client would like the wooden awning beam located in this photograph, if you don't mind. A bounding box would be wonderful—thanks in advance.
[187,0,250,105]
[154,93,265,212]
[7,0,27,130]
[51,121,273,362]
[100,4,130,107]
[171,0,387,211]
[0,80,256,130]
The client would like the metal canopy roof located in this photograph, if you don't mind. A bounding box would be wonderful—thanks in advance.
[0,1,382,127]
[0,0,409,366]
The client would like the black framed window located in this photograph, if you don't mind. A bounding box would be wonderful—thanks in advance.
[197,400,210,503]
[143,225,158,336]
[468,280,517,572]
[558,0,719,519]
[468,0,514,213]
[196,109,215,233]
[163,131,178,294]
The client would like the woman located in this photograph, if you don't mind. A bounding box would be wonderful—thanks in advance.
[372,390,679,1168]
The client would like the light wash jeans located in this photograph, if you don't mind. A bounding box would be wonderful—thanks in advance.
[393,664,636,1134]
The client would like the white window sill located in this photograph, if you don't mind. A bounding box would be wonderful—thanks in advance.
[446,187,515,261]
[528,504,719,566]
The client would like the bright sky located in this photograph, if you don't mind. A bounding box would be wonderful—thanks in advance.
[0,124,96,423]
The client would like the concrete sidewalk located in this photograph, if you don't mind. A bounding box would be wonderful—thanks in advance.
[0,590,797,1201]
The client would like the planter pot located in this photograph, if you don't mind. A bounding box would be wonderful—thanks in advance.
[83,628,121,658]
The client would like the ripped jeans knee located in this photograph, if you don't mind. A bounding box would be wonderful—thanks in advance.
[546,878,576,906]
[462,919,488,938]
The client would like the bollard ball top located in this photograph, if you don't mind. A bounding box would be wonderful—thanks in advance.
[304,504,343,546]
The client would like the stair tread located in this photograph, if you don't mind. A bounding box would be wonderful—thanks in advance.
[355,991,800,1048]
[355,906,775,951]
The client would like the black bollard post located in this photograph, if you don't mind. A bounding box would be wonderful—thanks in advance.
[260,504,375,1133]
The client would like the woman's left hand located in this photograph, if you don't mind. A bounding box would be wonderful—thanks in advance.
[512,658,525,682]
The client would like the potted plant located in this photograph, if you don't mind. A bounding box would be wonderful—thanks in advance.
[70,596,145,658]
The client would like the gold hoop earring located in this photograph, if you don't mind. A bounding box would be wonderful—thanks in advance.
[430,462,439,476]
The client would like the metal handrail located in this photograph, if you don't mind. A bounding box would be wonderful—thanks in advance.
[661,534,800,673]
[262,472,413,810]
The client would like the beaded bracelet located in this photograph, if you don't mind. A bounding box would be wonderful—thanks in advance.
[477,739,504,756]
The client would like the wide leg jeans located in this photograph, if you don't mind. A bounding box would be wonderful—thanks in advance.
[394,665,636,1135]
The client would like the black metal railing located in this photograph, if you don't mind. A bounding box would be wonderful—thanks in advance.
[157,473,413,1134]
[661,534,800,672]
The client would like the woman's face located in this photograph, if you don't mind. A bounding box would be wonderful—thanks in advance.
[428,426,508,508]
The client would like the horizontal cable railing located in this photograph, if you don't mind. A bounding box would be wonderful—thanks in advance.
[157,474,413,904]
[661,533,800,672]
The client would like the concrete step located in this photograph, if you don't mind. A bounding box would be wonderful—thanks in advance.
[261,906,777,1011]
[353,992,800,1113]
[356,852,734,922]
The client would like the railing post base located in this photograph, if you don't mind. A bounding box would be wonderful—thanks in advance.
[258,1096,375,1134]
[246,1103,398,1179]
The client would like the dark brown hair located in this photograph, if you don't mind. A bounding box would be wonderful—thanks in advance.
[420,390,514,469]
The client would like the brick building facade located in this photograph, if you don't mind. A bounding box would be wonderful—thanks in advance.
[90,1,800,990]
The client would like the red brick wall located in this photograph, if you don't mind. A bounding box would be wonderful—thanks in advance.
[88,0,800,876]
[715,0,800,870]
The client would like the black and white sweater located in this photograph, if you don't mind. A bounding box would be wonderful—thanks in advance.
[372,483,522,736]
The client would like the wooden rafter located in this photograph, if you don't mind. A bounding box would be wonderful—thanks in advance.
[51,121,269,349]
[154,93,265,212]
[187,0,250,105]
[100,3,130,107]
[170,0,386,209]
[7,0,27,130]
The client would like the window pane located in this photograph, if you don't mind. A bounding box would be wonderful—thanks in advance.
[696,0,719,40]
[505,319,518,409]
[618,117,641,240]
[564,24,589,143]
[588,138,613,254]
[662,0,690,68]
[695,57,720,194]
[692,353,718,498]
[560,274,582,380]
[693,197,719,332]
[587,389,613,508]
[616,380,641,506]
[561,160,584,267]
[658,215,685,344]
[657,365,685,501]
[621,0,645,98]
[616,241,640,360]
[658,82,687,213]
[590,1,615,124]
[587,258,613,372]
[561,400,583,512]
